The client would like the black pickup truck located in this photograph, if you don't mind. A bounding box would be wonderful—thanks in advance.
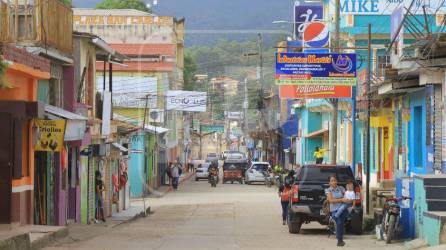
[287,165,363,234]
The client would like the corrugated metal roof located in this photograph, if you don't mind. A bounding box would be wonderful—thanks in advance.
[113,113,168,134]
[45,105,88,120]
[73,8,155,17]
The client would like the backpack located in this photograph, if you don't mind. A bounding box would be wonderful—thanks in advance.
[178,167,183,176]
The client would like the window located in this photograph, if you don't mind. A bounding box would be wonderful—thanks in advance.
[375,54,390,78]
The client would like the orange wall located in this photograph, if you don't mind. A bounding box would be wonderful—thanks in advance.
[0,68,40,102]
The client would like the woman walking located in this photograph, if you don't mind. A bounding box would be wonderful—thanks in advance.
[326,176,352,247]
[278,171,294,225]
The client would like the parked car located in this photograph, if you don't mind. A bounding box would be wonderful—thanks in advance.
[287,165,363,235]
[191,159,205,171]
[245,162,271,184]
[206,153,219,163]
[195,162,211,181]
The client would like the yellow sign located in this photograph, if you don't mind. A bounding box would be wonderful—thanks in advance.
[73,15,173,26]
[34,119,66,152]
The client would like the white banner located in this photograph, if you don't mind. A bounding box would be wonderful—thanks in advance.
[102,91,111,136]
[329,0,446,15]
[166,90,207,112]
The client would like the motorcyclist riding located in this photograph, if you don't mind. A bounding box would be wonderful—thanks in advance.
[208,162,219,182]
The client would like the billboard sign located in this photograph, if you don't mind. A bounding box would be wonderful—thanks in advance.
[34,119,66,152]
[227,111,244,120]
[294,2,323,42]
[331,0,446,15]
[275,52,357,86]
[166,90,207,112]
[200,125,224,134]
[279,85,352,99]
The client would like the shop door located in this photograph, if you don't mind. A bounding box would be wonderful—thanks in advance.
[0,113,12,224]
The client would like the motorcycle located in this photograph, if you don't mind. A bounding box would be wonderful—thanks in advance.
[263,171,273,187]
[274,174,283,188]
[377,194,411,244]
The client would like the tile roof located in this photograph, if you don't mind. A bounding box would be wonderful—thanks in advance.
[96,61,174,72]
[110,44,176,56]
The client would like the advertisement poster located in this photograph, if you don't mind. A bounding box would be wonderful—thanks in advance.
[166,90,207,112]
[294,2,323,41]
[200,125,224,134]
[275,52,357,86]
[279,85,352,99]
[34,119,66,152]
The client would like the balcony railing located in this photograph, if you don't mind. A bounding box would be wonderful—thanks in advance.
[0,0,73,55]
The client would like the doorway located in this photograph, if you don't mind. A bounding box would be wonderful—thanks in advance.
[0,113,12,224]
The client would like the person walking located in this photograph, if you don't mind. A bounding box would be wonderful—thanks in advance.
[326,176,352,247]
[95,170,106,223]
[313,147,327,164]
[171,160,182,190]
[278,175,292,225]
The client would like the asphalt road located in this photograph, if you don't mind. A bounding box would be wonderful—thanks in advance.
[44,176,407,250]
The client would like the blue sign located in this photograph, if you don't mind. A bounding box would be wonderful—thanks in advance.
[275,52,357,86]
[294,2,323,41]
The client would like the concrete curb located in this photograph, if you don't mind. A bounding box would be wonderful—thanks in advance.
[111,206,152,228]
[0,233,30,250]
[30,227,68,250]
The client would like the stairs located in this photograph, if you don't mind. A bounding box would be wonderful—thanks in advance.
[415,175,446,246]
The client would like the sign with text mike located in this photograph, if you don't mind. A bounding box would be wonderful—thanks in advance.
[166,90,207,112]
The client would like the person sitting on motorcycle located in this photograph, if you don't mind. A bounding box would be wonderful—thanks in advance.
[208,163,219,182]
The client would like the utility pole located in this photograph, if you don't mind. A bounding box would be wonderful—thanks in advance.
[329,0,341,164]
[366,23,372,214]
[141,94,149,216]
[244,78,248,132]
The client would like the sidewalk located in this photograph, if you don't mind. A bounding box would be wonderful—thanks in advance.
[0,199,150,250]
[0,172,195,250]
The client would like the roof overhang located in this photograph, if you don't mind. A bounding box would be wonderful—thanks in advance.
[45,104,87,120]
[305,128,329,138]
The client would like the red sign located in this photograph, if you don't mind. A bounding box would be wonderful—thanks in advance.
[279,85,352,99]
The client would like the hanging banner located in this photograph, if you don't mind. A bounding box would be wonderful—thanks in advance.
[200,125,224,134]
[279,85,352,99]
[166,90,207,112]
[275,52,357,86]
[34,119,66,152]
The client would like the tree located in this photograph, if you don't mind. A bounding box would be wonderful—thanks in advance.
[59,0,71,7]
[0,56,11,89]
[184,54,197,91]
[96,0,151,13]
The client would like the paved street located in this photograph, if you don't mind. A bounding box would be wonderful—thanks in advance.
[44,177,407,250]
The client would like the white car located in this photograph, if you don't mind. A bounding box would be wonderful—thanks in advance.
[245,162,272,184]
[195,163,211,181]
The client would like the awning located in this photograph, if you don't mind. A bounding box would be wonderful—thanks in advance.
[113,113,169,134]
[144,124,169,134]
[305,128,329,138]
[306,99,333,113]
[45,104,87,120]
[112,143,128,152]
[45,104,88,141]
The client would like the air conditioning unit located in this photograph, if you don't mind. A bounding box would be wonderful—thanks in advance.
[149,109,164,123]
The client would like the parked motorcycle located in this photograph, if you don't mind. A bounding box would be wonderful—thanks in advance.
[377,194,411,244]
[263,171,272,187]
